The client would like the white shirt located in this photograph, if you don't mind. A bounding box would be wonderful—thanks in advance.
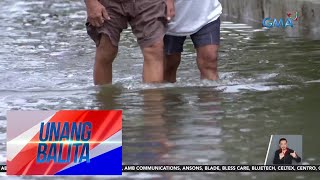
[166,0,222,36]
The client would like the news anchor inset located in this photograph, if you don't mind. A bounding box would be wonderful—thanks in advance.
[273,138,301,164]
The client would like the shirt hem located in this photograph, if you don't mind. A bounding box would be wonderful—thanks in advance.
[166,14,222,37]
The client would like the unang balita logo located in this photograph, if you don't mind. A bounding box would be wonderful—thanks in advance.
[262,12,300,28]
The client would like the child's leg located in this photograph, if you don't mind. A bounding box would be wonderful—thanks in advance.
[163,35,186,83]
[165,53,181,83]
[196,45,219,80]
[130,0,168,83]
[191,18,221,80]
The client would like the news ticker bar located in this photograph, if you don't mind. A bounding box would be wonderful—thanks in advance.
[1,165,320,173]
[123,165,320,172]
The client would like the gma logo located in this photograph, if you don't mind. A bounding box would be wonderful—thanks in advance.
[262,12,299,28]
[262,18,294,28]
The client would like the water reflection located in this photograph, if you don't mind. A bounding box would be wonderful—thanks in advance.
[95,85,122,110]
[96,86,225,166]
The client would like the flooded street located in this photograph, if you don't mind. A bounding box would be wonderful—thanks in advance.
[0,0,320,179]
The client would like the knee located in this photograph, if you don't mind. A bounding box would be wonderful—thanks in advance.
[143,41,164,61]
[96,37,118,65]
[197,53,218,71]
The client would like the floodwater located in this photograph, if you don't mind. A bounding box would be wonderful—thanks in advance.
[0,0,320,179]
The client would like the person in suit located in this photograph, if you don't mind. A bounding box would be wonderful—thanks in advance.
[273,138,301,164]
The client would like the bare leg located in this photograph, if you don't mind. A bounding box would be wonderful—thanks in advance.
[141,40,165,83]
[196,45,219,80]
[164,53,181,83]
[94,35,118,85]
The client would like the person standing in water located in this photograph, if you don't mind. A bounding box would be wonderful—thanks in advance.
[164,0,222,82]
[85,0,175,85]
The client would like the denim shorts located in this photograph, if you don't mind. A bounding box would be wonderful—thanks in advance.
[164,17,221,55]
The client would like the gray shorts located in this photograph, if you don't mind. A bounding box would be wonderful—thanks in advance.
[164,17,221,55]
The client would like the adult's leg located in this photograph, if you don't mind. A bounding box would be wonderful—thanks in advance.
[86,0,128,85]
[130,0,168,83]
[141,40,165,83]
[94,35,118,85]
[196,45,219,80]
